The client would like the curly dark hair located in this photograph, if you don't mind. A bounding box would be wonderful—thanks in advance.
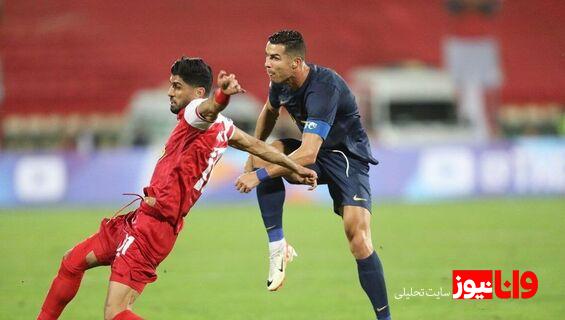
[268,30,306,59]
[170,56,213,96]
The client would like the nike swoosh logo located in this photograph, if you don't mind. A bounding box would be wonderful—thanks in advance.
[376,305,388,312]
[266,225,277,231]
[353,194,367,201]
[279,258,284,272]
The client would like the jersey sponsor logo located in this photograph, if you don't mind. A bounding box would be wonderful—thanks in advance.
[353,194,367,201]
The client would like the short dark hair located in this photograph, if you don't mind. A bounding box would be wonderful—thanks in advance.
[170,56,213,96]
[268,30,306,59]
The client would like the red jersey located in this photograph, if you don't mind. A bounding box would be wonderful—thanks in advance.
[142,98,235,232]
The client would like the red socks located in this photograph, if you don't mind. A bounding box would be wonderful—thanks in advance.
[37,236,143,320]
[37,260,85,320]
[37,236,94,320]
[113,310,143,320]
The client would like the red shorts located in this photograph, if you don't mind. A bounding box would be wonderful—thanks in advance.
[91,202,178,293]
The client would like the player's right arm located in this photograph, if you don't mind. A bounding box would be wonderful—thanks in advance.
[254,100,280,141]
[230,127,317,191]
[243,100,280,172]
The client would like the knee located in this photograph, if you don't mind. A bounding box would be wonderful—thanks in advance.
[61,246,94,274]
[346,231,373,259]
[62,248,72,260]
[59,250,85,278]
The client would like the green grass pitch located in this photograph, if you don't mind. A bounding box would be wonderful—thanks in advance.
[1,198,564,319]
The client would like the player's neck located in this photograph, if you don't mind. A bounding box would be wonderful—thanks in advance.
[287,63,310,90]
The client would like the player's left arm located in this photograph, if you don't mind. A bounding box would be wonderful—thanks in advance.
[229,127,318,190]
[263,131,324,177]
[234,82,338,192]
[197,70,246,122]
[233,130,324,193]
[256,81,339,179]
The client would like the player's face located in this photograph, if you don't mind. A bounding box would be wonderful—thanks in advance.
[265,42,295,84]
[167,75,203,114]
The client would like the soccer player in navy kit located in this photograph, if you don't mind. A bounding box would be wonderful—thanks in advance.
[235,30,391,320]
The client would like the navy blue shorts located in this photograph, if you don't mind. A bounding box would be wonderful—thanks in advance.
[281,139,372,215]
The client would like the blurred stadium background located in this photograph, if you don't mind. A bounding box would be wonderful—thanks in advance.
[0,0,564,319]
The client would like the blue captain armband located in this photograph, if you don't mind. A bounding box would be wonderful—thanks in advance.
[255,168,271,182]
[303,120,331,139]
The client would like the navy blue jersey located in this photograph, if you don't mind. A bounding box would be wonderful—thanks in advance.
[269,64,378,165]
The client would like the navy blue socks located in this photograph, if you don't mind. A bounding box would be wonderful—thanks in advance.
[257,175,390,319]
[256,176,286,242]
[357,251,391,320]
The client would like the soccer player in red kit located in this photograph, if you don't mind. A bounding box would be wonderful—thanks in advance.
[37,56,317,320]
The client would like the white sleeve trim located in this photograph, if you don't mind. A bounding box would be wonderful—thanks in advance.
[184,98,212,130]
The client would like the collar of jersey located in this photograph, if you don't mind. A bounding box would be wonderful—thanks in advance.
[177,107,186,120]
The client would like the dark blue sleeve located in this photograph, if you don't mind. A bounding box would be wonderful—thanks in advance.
[268,82,281,109]
[303,82,339,140]
[305,82,339,126]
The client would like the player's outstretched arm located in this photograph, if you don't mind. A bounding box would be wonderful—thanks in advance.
[235,132,323,192]
[197,70,246,122]
[229,127,317,192]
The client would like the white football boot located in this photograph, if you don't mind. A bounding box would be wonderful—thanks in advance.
[267,243,297,291]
